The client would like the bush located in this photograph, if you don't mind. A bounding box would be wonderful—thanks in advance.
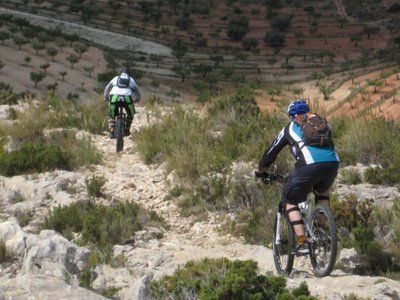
[85,175,106,198]
[364,164,400,185]
[0,142,67,176]
[0,82,26,105]
[43,201,167,259]
[339,168,362,185]
[227,17,249,40]
[264,32,286,48]
[271,14,293,31]
[150,258,314,299]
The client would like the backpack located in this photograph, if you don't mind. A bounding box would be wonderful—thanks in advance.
[117,75,130,88]
[300,114,333,147]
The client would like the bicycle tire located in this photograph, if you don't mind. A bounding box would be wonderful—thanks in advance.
[309,203,337,277]
[272,212,295,275]
[115,117,125,153]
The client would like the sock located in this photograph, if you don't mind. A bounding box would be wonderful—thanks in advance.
[297,235,306,245]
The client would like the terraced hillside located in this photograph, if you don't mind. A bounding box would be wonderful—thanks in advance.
[2,0,400,82]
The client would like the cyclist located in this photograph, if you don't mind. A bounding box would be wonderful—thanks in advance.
[103,67,141,138]
[256,99,339,254]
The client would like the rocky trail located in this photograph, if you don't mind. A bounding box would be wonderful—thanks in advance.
[0,107,400,299]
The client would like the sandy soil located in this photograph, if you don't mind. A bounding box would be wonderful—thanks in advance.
[0,40,106,101]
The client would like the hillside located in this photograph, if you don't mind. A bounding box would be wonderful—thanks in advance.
[1,0,399,82]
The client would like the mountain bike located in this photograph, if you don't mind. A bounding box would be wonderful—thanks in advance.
[255,172,337,277]
[115,96,127,153]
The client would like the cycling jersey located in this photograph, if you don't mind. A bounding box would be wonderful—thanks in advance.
[259,121,339,170]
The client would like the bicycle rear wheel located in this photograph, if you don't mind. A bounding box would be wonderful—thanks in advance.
[115,117,125,153]
[309,203,337,277]
[273,212,295,275]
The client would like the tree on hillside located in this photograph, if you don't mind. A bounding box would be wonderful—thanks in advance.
[13,37,27,50]
[319,84,333,100]
[59,71,67,81]
[264,32,286,49]
[310,72,323,86]
[363,26,380,39]
[209,54,224,67]
[227,17,249,41]
[241,38,258,51]
[193,63,213,78]
[281,62,294,75]
[64,33,80,46]
[67,55,79,69]
[30,71,46,88]
[266,86,282,102]
[220,66,234,80]
[171,38,187,62]
[40,63,50,74]
[150,54,164,67]
[38,33,51,46]
[271,14,293,31]
[380,71,391,86]
[0,31,10,44]
[390,88,398,103]
[24,56,31,66]
[0,14,13,25]
[337,16,348,29]
[32,43,45,55]
[73,43,88,58]
[172,64,191,82]
[84,66,95,78]
[176,14,193,31]
[322,64,334,79]
[351,34,362,47]
[47,47,58,61]
[0,60,4,72]
[22,28,37,42]
[46,82,58,94]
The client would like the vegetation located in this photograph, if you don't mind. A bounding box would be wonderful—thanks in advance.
[150,258,316,299]
[43,200,167,262]
[0,95,107,176]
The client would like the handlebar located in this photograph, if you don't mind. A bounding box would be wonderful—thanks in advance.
[255,171,285,185]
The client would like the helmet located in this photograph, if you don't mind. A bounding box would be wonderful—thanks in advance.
[287,99,310,117]
[121,66,130,77]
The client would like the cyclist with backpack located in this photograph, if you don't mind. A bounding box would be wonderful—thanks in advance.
[256,99,339,254]
[104,67,141,138]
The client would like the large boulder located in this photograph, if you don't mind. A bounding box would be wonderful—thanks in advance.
[337,248,362,273]
[373,282,400,300]
[0,219,26,258]
[23,230,90,278]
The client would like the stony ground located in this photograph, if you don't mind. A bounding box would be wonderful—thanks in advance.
[0,106,400,299]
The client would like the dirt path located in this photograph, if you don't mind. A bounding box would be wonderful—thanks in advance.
[84,107,400,299]
[334,0,356,23]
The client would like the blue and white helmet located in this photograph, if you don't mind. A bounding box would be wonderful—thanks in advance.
[287,99,310,118]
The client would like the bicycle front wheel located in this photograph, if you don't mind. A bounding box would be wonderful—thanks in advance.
[272,212,295,276]
[115,117,125,153]
[309,203,337,277]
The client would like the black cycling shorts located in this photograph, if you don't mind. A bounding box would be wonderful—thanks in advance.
[281,161,339,205]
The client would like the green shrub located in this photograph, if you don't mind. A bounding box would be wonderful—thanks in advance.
[0,132,101,176]
[364,164,400,185]
[43,201,167,261]
[339,168,362,185]
[0,82,26,104]
[0,142,67,176]
[85,175,106,198]
[14,210,33,227]
[150,258,315,299]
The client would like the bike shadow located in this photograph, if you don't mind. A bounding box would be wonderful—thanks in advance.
[290,269,352,279]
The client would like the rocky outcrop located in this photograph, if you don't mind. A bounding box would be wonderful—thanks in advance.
[336,248,363,273]
[0,219,26,257]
